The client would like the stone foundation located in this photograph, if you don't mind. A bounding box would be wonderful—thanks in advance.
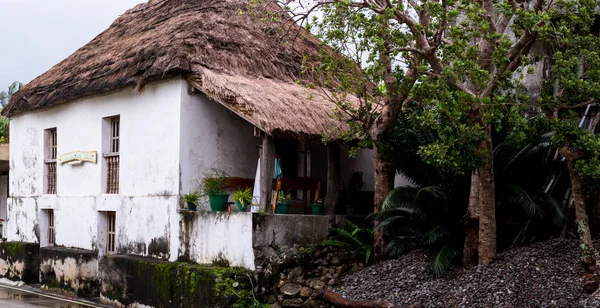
[253,242,366,307]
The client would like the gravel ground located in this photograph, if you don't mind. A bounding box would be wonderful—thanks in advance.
[335,239,600,307]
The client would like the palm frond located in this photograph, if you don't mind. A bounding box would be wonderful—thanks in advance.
[431,245,459,278]
[421,226,448,246]
[385,237,420,257]
[369,208,415,222]
[322,239,348,249]
[500,184,543,218]
[531,191,567,228]
[381,186,420,210]
[374,215,426,235]
[416,186,449,201]
[330,227,365,250]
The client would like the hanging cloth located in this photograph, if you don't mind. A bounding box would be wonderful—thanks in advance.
[252,157,283,210]
[274,157,283,179]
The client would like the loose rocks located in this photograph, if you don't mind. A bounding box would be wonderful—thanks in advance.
[335,239,600,307]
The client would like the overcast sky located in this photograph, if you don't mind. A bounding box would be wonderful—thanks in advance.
[0,0,143,90]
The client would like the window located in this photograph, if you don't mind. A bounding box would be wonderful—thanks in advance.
[104,116,120,194]
[44,128,57,194]
[106,211,116,254]
[47,209,55,246]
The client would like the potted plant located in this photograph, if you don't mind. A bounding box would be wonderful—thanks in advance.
[233,187,252,212]
[311,198,324,215]
[199,168,229,212]
[276,191,291,214]
[183,191,200,210]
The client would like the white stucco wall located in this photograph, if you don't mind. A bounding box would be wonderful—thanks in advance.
[7,80,184,260]
[0,175,7,222]
[179,88,260,209]
[340,148,375,192]
[180,211,254,269]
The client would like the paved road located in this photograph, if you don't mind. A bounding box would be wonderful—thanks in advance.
[0,286,91,308]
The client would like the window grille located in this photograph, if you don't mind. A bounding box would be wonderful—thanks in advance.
[48,210,55,246]
[45,128,57,194]
[105,117,120,194]
[106,212,116,254]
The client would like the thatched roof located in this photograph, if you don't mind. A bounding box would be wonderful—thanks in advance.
[4,0,350,137]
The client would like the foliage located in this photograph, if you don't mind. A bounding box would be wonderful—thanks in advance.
[323,220,374,264]
[540,17,600,182]
[0,81,20,143]
[0,117,7,143]
[277,190,291,203]
[262,0,553,173]
[373,113,566,277]
[233,187,253,205]
[183,191,200,206]
[199,168,228,196]
[373,185,465,277]
[0,81,22,108]
[261,0,565,262]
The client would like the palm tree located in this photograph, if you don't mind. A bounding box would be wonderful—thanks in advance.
[0,81,23,108]
[373,114,566,277]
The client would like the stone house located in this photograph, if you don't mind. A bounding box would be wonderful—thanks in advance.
[0,0,375,293]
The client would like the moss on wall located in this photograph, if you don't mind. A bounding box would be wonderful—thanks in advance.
[102,255,268,308]
[39,247,100,297]
[0,242,39,283]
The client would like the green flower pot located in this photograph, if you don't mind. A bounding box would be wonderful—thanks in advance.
[234,200,249,212]
[208,194,229,212]
[276,202,289,214]
[311,204,322,215]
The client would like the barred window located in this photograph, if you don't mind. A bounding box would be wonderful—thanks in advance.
[44,128,57,194]
[106,211,116,254]
[47,209,55,246]
[104,116,120,194]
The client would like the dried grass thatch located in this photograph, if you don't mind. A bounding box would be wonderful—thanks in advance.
[4,0,351,137]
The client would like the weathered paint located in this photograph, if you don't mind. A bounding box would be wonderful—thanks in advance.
[0,175,7,223]
[179,87,260,209]
[179,211,254,269]
[178,212,346,270]
[0,242,39,283]
[39,247,99,297]
[7,80,183,260]
[100,255,257,308]
[252,213,344,247]
[6,76,373,274]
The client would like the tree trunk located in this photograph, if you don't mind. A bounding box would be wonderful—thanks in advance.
[325,143,341,216]
[315,289,396,308]
[561,146,599,294]
[463,171,481,266]
[477,135,497,265]
[373,143,395,259]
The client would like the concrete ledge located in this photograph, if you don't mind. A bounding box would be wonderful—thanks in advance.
[179,211,254,269]
[39,247,99,297]
[0,242,39,283]
[252,214,346,247]
[100,255,256,308]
